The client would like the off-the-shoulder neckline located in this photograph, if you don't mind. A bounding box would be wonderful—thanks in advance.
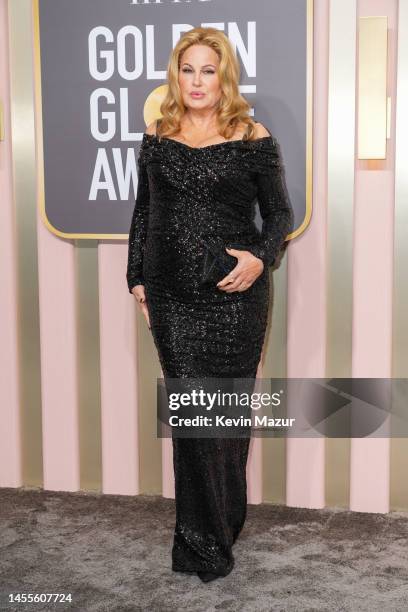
[142,132,275,151]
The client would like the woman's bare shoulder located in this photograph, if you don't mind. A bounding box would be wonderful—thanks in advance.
[145,120,158,136]
[253,122,272,138]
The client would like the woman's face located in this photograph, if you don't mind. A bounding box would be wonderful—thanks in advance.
[178,44,222,111]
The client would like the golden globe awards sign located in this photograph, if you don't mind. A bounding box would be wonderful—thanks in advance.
[34,0,311,239]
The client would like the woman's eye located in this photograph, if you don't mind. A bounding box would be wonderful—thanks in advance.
[181,68,215,74]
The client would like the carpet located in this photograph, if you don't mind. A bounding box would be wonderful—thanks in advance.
[1,488,408,611]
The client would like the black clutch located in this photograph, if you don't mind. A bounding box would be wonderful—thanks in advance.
[198,237,250,286]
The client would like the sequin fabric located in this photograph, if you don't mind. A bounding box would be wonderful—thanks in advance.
[126,125,294,580]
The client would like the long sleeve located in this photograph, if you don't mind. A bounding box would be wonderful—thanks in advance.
[247,139,294,268]
[126,152,150,293]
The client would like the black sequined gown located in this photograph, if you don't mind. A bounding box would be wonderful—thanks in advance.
[126,123,294,580]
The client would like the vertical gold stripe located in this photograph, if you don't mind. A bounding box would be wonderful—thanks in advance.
[325,0,356,508]
[357,17,388,160]
[9,0,43,486]
[391,0,408,510]
[77,241,102,492]
[262,273,288,504]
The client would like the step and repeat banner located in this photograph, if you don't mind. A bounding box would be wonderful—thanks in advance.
[33,0,312,239]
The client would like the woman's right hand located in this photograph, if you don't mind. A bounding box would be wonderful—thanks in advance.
[131,285,151,329]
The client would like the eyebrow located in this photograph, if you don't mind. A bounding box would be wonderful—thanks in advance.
[181,63,216,68]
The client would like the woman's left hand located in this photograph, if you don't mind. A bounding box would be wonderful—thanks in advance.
[216,247,264,293]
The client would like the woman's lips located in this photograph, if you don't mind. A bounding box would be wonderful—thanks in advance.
[190,92,205,98]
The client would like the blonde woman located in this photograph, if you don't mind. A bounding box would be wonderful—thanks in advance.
[127,27,294,583]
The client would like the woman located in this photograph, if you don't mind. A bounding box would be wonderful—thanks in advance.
[126,27,294,582]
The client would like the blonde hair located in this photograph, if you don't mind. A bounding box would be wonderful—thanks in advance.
[156,27,258,141]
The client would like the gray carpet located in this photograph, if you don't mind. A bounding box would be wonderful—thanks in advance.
[1,488,408,611]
